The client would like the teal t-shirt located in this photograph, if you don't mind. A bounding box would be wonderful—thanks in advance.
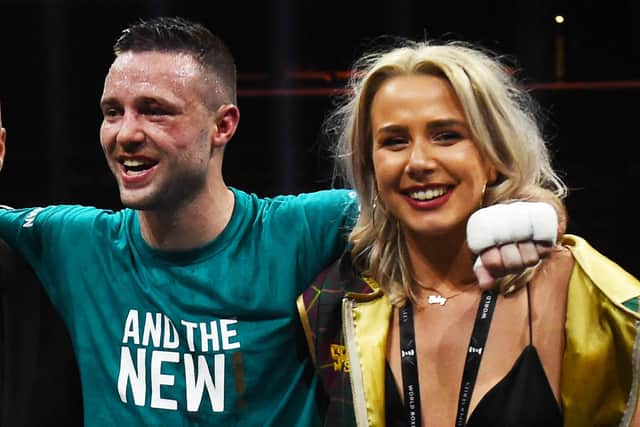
[0,187,358,426]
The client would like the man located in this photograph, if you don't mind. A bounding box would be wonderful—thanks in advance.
[0,102,83,426]
[0,17,557,425]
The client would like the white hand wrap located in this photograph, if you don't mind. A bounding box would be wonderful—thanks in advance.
[466,202,558,255]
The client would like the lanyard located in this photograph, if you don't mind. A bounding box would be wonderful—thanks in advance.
[398,290,498,427]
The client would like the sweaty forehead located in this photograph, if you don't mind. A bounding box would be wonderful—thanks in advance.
[102,51,206,99]
[111,51,202,77]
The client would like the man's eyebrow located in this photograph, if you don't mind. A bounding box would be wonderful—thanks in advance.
[137,97,170,106]
[99,97,119,109]
[99,96,175,109]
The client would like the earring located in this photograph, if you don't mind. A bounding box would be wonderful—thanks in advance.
[371,193,378,226]
[480,182,487,208]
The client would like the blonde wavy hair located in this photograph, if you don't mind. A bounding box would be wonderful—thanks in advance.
[327,40,567,306]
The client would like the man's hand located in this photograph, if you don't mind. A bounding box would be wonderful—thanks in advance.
[466,202,559,289]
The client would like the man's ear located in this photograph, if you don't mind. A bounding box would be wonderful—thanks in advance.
[212,104,240,148]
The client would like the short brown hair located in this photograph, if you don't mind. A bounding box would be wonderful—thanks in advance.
[113,16,237,106]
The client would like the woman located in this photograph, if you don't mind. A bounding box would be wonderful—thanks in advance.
[298,40,640,426]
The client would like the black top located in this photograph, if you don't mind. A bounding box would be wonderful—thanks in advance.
[385,286,563,426]
[0,239,83,426]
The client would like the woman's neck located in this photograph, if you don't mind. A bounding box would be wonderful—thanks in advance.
[404,227,478,294]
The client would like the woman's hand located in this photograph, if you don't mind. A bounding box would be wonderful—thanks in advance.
[466,202,560,289]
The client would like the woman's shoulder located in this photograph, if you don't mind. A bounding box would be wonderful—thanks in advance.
[529,242,574,297]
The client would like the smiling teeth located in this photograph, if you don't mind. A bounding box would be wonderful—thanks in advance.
[123,159,146,167]
[410,187,447,201]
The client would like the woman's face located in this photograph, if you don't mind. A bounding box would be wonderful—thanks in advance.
[370,73,496,242]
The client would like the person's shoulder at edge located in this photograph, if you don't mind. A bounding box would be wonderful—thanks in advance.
[0,203,132,228]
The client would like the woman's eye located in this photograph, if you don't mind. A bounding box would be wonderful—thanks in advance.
[382,137,406,147]
[433,131,462,144]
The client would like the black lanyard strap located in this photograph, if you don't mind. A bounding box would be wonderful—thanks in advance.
[455,290,498,427]
[398,290,498,427]
[399,303,422,427]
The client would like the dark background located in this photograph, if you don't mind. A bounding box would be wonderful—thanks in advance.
[0,0,638,277]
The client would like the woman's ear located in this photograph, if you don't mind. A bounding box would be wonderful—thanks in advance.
[485,163,498,185]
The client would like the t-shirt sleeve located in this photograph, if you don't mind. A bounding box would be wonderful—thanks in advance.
[0,206,54,264]
[291,189,359,291]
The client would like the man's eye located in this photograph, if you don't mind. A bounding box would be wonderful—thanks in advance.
[103,108,121,118]
[145,108,166,116]
[139,104,170,116]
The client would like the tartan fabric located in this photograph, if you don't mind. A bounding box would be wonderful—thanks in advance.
[300,252,373,427]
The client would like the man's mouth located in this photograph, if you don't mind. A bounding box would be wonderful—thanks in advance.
[121,158,158,176]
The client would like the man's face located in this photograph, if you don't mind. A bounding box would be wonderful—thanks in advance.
[99,51,217,210]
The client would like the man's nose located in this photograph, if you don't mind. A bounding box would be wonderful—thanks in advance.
[116,113,145,147]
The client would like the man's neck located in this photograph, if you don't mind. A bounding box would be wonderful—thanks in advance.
[137,184,235,251]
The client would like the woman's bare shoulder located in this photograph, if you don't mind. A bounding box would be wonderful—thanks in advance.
[531,244,575,298]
